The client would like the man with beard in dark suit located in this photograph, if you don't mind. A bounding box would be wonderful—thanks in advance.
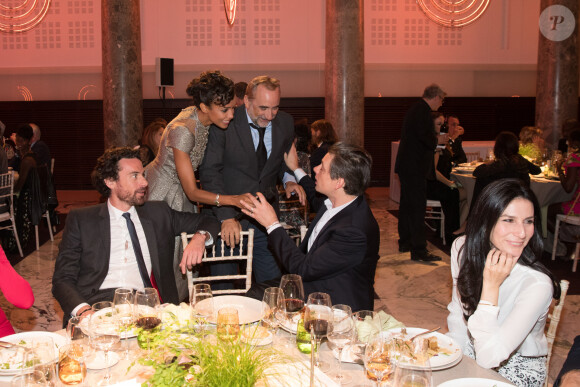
[395,84,446,262]
[52,147,219,324]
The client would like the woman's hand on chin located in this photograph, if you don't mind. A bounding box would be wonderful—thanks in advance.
[480,248,518,305]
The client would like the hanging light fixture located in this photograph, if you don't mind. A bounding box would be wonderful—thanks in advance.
[0,0,51,33]
[416,0,490,28]
[223,0,236,26]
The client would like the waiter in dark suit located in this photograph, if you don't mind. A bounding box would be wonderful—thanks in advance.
[395,84,446,262]
[52,147,219,323]
[200,75,305,285]
[242,142,380,312]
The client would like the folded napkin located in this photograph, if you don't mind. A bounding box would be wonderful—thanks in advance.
[355,311,405,343]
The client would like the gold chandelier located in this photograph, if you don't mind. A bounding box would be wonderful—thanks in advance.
[0,0,51,33]
[416,0,490,28]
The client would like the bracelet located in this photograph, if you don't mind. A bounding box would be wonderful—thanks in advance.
[215,193,221,207]
[478,300,496,307]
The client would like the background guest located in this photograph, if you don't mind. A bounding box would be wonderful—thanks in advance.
[146,70,252,301]
[447,179,560,387]
[0,121,7,174]
[0,245,34,337]
[139,118,166,166]
[471,131,541,210]
[233,81,248,107]
[309,119,338,182]
[558,119,579,154]
[29,123,51,168]
[12,124,37,194]
[446,114,467,165]
[428,112,463,241]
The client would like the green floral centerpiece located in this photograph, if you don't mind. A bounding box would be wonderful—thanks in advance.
[519,143,542,162]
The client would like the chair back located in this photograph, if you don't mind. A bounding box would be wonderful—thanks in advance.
[0,171,23,257]
[545,279,570,386]
[181,229,254,296]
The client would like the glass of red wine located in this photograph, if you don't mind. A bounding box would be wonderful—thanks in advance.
[304,292,333,372]
[134,288,161,358]
[279,274,305,346]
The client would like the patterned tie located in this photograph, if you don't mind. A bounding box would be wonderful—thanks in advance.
[122,212,153,288]
[251,123,267,174]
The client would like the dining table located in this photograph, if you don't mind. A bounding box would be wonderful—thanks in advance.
[451,164,574,236]
[0,298,514,386]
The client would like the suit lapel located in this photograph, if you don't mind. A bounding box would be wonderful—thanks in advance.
[136,206,160,283]
[98,204,111,269]
[303,197,361,252]
[235,106,258,172]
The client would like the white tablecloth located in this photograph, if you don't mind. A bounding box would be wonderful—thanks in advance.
[390,141,495,203]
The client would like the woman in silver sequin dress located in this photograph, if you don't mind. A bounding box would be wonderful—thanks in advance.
[146,70,251,301]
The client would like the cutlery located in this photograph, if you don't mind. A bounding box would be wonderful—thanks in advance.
[409,327,440,341]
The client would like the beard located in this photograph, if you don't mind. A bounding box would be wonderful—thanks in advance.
[116,188,147,207]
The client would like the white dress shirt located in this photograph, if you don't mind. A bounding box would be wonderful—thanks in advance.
[100,201,153,290]
[306,197,356,251]
[446,236,553,368]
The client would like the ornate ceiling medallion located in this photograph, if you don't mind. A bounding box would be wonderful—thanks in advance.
[416,0,490,28]
[0,0,51,33]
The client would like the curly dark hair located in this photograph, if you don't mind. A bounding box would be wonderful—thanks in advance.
[91,147,142,197]
[457,179,560,320]
[185,70,234,108]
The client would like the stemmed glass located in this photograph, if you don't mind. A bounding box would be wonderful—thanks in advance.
[364,334,396,387]
[134,288,161,356]
[260,287,285,344]
[279,274,304,344]
[25,337,56,386]
[392,338,433,387]
[113,288,134,359]
[190,283,214,333]
[327,304,354,385]
[62,317,93,385]
[304,292,332,372]
[11,369,48,387]
[89,301,120,386]
[352,310,383,361]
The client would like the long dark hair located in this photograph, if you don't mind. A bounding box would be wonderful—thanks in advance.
[457,179,560,319]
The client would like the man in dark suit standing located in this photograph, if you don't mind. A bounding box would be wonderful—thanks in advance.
[242,142,380,312]
[395,84,446,262]
[29,123,51,168]
[52,147,219,323]
[200,76,305,285]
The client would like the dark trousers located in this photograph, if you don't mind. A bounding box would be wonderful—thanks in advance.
[427,180,460,234]
[554,335,580,386]
[398,173,427,253]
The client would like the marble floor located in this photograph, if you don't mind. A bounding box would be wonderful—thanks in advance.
[1,187,577,384]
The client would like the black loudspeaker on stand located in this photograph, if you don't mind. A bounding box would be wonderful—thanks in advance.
[155,57,174,113]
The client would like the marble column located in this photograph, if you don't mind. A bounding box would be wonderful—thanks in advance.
[536,0,578,149]
[325,0,364,146]
[102,0,143,148]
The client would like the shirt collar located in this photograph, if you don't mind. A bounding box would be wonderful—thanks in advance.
[323,196,357,213]
[107,199,136,221]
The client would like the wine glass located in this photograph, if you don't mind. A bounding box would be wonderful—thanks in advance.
[190,283,213,332]
[134,288,161,356]
[392,337,433,387]
[25,337,56,386]
[11,369,48,386]
[364,334,396,387]
[279,274,304,344]
[260,287,285,344]
[57,344,87,386]
[304,292,332,372]
[216,307,240,342]
[327,304,354,384]
[352,310,383,361]
[89,301,120,385]
[113,288,134,359]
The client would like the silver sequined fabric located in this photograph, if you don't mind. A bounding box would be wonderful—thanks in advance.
[145,106,209,212]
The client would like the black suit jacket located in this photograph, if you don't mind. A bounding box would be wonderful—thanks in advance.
[31,140,51,169]
[268,176,380,312]
[199,105,295,221]
[52,201,220,318]
[395,99,437,179]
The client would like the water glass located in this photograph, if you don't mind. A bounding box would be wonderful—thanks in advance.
[364,334,396,386]
[11,370,48,386]
[190,283,214,330]
[25,337,56,385]
[113,288,134,358]
[261,287,285,343]
[216,307,240,342]
[327,304,354,384]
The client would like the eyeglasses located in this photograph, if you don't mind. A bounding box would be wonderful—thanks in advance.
[438,95,445,103]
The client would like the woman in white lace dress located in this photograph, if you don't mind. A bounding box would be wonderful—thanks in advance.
[146,70,251,301]
[447,179,560,387]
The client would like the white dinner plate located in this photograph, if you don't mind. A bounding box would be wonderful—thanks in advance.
[279,313,300,334]
[86,350,120,370]
[437,378,514,387]
[79,307,137,339]
[196,295,264,325]
[0,331,66,375]
[453,167,475,174]
[387,327,463,371]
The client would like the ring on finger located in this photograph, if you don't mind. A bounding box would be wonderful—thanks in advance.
[490,262,497,266]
